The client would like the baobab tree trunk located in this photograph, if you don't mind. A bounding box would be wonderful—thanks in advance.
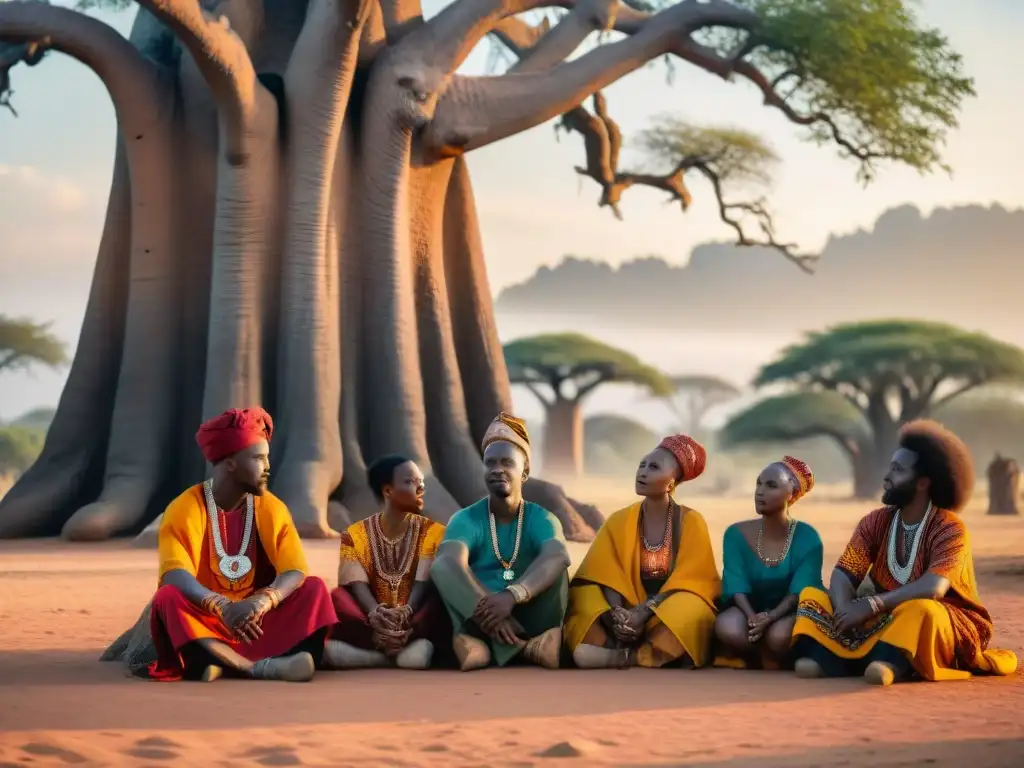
[543,398,584,478]
[1,0,761,544]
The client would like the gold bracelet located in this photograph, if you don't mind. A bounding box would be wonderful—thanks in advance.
[256,587,282,610]
[506,583,530,604]
[201,594,228,617]
[869,595,885,615]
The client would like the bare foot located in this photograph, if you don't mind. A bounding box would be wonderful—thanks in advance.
[794,657,825,679]
[395,639,434,670]
[572,643,633,669]
[523,627,561,669]
[864,660,897,686]
[453,634,491,671]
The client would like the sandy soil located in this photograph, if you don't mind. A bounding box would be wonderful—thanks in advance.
[1,493,1023,767]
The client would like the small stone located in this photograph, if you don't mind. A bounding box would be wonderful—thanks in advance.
[536,739,602,758]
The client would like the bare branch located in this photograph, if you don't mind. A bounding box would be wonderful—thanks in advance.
[426,0,757,155]
[135,0,269,165]
[0,39,50,116]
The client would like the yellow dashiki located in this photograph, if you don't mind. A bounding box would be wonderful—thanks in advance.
[793,505,1016,680]
[337,514,445,607]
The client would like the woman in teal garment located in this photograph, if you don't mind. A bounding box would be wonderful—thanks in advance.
[713,456,824,669]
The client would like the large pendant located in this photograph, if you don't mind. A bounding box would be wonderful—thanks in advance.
[502,568,514,582]
[219,554,252,581]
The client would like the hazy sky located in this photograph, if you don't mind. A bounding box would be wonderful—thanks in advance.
[0,0,1021,421]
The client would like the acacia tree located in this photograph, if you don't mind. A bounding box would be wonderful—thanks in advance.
[0,0,972,542]
[0,315,68,375]
[721,320,1024,498]
[505,333,671,476]
[660,373,740,436]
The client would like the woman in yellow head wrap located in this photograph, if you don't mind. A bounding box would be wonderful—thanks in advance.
[564,435,721,669]
[713,456,823,670]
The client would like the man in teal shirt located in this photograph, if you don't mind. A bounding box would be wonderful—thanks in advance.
[431,413,570,670]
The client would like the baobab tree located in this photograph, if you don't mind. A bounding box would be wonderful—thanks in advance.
[504,333,671,476]
[0,0,972,542]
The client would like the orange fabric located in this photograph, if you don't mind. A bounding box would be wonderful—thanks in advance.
[834,506,1010,673]
[337,516,445,606]
[157,484,307,601]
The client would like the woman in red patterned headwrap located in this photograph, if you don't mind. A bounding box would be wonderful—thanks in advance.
[141,407,337,683]
[713,457,824,670]
[564,435,721,669]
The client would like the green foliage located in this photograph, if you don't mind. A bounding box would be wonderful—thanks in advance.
[0,425,44,475]
[703,0,974,180]
[503,333,672,398]
[634,117,778,182]
[0,315,68,375]
[756,320,1024,398]
[720,390,871,449]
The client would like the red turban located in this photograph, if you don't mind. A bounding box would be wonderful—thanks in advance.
[657,434,707,482]
[780,455,815,504]
[195,407,274,464]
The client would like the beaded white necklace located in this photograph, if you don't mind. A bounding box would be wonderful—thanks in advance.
[202,478,254,581]
[886,502,932,585]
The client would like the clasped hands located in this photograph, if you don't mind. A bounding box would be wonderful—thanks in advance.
[746,611,774,643]
[832,597,877,634]
[606,604,650,645]
[369,604,414,656]
[472,590,524,646]
[208,592,275,644]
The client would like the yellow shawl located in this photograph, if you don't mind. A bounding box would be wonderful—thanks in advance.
[157,484,308,600]
[565,502,721,651]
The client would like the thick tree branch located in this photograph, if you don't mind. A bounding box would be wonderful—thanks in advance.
[490,15,550,59]
[399,0,549,80]
[0,1,167,131]
[508,0,618,74]
[425,0,757,155]
[135,0,269,165]
[380,0,425,42]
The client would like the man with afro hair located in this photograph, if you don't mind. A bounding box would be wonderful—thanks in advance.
[789,419,1017,686]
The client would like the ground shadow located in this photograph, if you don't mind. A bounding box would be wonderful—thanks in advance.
[0,649,861,731]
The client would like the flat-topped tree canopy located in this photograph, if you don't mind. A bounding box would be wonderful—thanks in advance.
[505,332,670,476]
[505,332,672,402]
[727,320,1024,497]
[0,0,972,541]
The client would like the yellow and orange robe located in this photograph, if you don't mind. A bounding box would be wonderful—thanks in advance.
[330,515,452,652]
[148,485,336,680]
[564,503,721,668]
[793,506,1017,681]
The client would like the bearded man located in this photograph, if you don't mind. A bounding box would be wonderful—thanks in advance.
[147,407,336,682]
[431,413,570,671]
[791,420,1017,686]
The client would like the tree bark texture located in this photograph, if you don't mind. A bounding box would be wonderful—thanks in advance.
[0,0,764,543]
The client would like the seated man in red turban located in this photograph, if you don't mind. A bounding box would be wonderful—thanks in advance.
[147,408,336,682]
